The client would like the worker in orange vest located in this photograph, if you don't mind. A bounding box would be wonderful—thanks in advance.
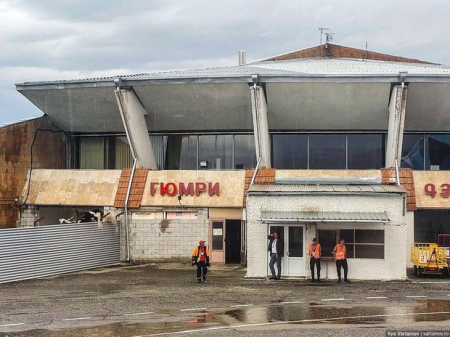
[308,238,322,282]
[333,238,351,283]
[192,239,210,283]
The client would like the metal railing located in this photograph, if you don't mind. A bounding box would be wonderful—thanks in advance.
[0,222,119,284]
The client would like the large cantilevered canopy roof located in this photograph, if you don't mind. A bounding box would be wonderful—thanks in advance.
[16,44,450,133]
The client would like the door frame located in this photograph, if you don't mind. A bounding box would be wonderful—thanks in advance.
[209,216,243,264]
[267,223,306,277]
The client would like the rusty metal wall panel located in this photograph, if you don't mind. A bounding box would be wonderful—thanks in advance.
[0,222,119,284]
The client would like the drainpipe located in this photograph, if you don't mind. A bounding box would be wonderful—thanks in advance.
[395,159,400,186]
[124,158,137,262]
[114,77,138,262]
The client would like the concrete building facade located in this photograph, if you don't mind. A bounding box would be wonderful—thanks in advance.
[2,43,450,280]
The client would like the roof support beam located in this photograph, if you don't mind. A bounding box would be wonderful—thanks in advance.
[386,84,408,168]
[250,84,271,168]
[114,88,157,169]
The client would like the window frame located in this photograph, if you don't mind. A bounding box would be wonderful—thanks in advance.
[318,228,385,260]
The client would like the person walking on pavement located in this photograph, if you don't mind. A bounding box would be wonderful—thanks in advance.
[192,239,210,283]
[268,232,284,280]
[308,237,322,282]
[333,238,351,283]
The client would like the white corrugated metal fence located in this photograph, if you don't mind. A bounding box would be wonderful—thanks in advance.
[0,222,119,284]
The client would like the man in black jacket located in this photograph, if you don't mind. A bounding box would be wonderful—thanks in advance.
[268,232,284,280]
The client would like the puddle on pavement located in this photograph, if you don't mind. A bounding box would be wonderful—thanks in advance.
[11,300,450,337]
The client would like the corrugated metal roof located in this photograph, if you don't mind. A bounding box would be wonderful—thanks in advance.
[252,58,450,76]
[18,65,302,86]
[261,211,389,223]
[17,57,450,88]
[248,184,405,195]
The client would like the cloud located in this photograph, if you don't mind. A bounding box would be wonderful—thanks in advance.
[1,0,450,124]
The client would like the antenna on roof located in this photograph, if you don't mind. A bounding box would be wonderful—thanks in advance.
[325,32,334,43]
[319,27,330,45]
[365,34,368,60]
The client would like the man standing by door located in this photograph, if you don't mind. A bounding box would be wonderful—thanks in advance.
[268,232,284,280]
[308,237,321,282]
[333,238,351,283]
[192,239,210,283]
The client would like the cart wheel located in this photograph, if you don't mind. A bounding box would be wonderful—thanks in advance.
[418,267,424,278]
[413,265,418,277]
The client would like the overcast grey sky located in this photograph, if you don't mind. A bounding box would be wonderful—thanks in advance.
[1,0,449,124]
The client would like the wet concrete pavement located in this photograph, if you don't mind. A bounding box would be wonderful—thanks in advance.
[0,264,449,336]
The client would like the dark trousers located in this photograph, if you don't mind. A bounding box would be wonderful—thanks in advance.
[336,259,348,280]
[310,258,321,280]
[197,262,207,280]
[269,253,282,278]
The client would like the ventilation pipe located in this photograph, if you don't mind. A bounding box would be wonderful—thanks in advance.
[239,50,246,66]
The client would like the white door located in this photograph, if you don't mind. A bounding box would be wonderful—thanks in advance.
[268,225,305,277]
[286,225,305,276]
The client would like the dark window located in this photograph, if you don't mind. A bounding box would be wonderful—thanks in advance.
[212,222,224,250]
[339,229,384,259]
[347,134,384,169]
[165,135,198,170]
[317,230,337,258]
[339,229,355,258]
[309,134,346,169]
[272,134,308,169]
[150,135,166,170]
[414,210,450,242]
[199,135,233,170]
[401,134,424,170]
[425,134,450,170]
[234,135,256,169]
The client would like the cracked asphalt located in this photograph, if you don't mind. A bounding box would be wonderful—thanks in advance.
[0,263,449,336]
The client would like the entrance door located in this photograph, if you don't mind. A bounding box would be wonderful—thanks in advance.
[268,224,305,277]
[225,220,241,263]
[211,220,225,263]
[287,225,305,276]
[268,225,286,276]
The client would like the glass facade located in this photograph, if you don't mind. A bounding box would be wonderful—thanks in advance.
[74,133,256,170]
[309,134,346,169]
[401,134,425,170]
[425,134,450,170]
[166,135,197,170]
[234,135,257,169]
[348,134,384,169]
[272,134,308,169]
[199,135,233,170]
[73,132,450,171]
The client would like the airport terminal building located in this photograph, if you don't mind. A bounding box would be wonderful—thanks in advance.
[4,43,450,280]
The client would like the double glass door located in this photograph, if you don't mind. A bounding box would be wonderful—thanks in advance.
[268,224,305,277]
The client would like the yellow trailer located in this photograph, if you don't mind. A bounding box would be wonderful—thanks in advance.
[410,243,448,277]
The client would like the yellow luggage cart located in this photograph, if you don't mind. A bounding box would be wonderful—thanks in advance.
[410,243,448,277]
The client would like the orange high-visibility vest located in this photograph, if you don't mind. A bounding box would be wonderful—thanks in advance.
[308,243,321,259]
[334,244,346,260]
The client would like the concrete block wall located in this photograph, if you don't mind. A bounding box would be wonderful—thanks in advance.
[20,205,39,227]
[120,208,209,262]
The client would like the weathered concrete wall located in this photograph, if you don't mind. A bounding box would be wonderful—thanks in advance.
[246,194,406,280]
[120,208,209,262]
[24,170,121,206]
[0,117,66,228]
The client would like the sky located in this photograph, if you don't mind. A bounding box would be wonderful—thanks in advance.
[1,0,450,125]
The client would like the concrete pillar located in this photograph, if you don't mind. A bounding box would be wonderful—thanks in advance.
[250,85,271,168]
[115,89,157,169]
[385,84,408,168]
